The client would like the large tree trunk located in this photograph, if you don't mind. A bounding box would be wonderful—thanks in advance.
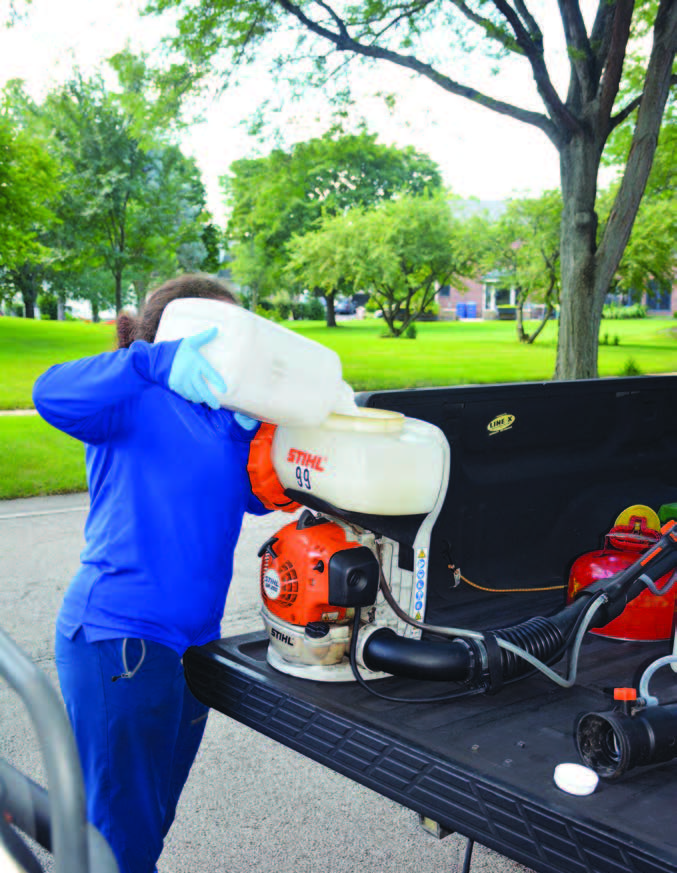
[325,291,337,327]
[13,264,40,320]
[133,280,148,310]
[554,0,677,381]
[554,132,602,381]
[115,272,123,314]
[23,294,36,319]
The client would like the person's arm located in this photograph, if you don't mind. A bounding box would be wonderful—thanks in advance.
[246,490,274,516]
[33,340,181,444]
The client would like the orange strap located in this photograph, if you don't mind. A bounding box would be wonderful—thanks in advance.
[248,423,301,513]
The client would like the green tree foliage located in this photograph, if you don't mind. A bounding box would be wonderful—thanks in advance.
[199,223,224,274]
[41,61,209,315]
[600,187,677,303]
[223,130,443,324]
[486,191,563,344]
[0,113,57,269]
[287,193,482,337]
[598,7,676,305]
[0,86,60,317]
[148,0,677,380]
[1,55,211,320]
[487,184,676,339]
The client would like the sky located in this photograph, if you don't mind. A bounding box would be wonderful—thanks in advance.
[0,0,576,225]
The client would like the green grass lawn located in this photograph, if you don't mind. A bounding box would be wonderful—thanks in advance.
[2,314,676,408]
[1,313,675,499]
[299,317,677,389]
[0,415,86,499]
[0,316,117,409]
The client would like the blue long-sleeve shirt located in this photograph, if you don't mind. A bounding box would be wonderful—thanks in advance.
[33,339,268,654]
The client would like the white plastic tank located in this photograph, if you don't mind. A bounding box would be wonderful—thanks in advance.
[155,297,359,427]
[271,410,448,516]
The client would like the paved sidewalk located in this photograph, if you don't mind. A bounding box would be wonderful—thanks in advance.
[0,409,38,415]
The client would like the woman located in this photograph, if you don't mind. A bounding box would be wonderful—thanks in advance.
[33,274,269,873]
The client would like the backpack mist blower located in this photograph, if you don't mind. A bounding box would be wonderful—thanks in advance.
[248,417,677,701]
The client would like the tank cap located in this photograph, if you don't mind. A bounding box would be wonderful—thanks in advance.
[305,622,331,639]
[553,762,599,796]
[614,687,637,701]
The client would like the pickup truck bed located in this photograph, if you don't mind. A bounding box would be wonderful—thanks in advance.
[185,375,677,873]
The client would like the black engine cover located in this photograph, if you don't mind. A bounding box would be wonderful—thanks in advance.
[328,547,380,607]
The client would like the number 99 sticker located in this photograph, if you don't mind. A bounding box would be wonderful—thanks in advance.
[286,448,326,492]
[295,466,312,490]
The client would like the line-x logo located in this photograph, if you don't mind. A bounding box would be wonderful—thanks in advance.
[287,448,326,471]
[487,413,515,435]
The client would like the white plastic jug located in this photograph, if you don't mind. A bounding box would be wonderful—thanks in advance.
[271,410,449,516]
[155,298,359,427]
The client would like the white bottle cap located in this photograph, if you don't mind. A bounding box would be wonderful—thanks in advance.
[553,762,599,795]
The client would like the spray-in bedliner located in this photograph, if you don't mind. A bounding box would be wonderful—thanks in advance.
[185,375,677,873]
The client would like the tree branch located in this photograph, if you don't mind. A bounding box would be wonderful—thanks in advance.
[597,0,635,128]
[590,0,614,62]
[557,0,595,101]
[513,0,543,43]
[368,1,438,46]
[447,0,523,54]
[313,0,350,37]
[275,0,559,143]
[610,72,677,131]
[557,1,592,57]
[595,0,677,301]
[491,0,582,135]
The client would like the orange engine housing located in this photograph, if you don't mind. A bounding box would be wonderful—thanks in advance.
[259,513,379,628]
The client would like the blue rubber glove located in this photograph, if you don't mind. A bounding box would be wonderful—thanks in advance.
[168,327,226,410]
[234,412,259,430]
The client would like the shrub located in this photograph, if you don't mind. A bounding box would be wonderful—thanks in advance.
[255,304,281,323]
[405,323,417,339]
[620,358,642,377]
[276,301,291,320]
[37,293,59,320]
[603,303,647,319]
[292,298,325,320]
[307,298,325,320]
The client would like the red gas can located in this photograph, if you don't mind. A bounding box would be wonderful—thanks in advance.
[568,506,677,641]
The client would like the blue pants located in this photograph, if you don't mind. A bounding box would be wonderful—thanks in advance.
[55,629,209,873]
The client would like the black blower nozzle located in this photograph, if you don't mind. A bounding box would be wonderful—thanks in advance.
[362,523,677,692]
[361,614,570,686]
[575,704,677,779]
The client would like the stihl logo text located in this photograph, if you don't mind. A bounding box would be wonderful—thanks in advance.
[271,627,293,647]
[287,449,326,471]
